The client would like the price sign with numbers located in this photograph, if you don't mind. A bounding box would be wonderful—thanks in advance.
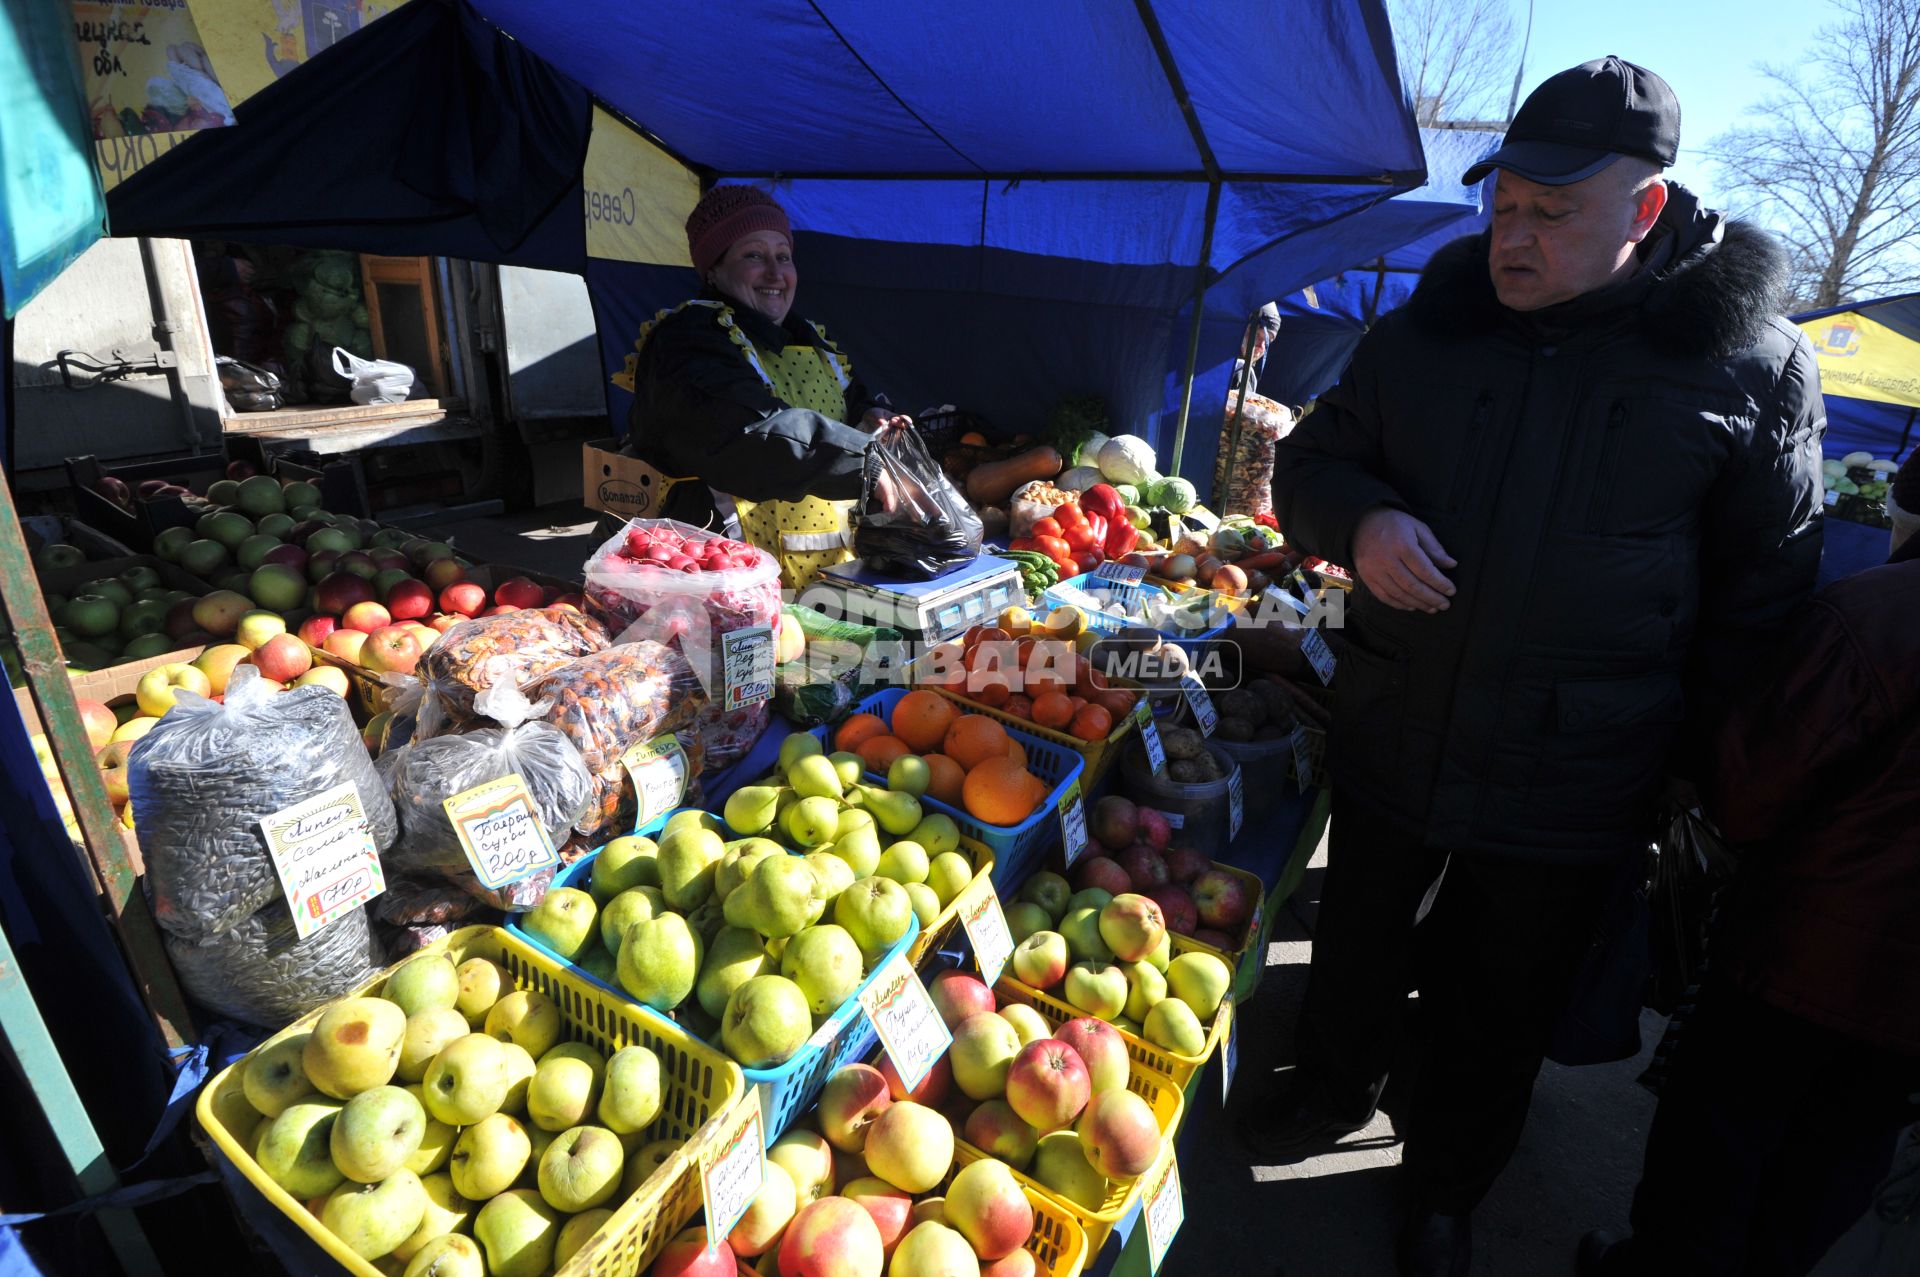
[1181,675,1218,736]
[620,734,690,830]
[1058,780,1089,866]
[261,782,384,940]
[958,877,1015,986]
[443,774,558,891]
[723,625,776,710]
[1301,627,1336,686]
[1095,560,1146,584]
[1143,1154,1185,1273]
[701,1105,766,1253]
[1133,701,1166,774]
[1227,767,1244,840]
[858,953,952,1092]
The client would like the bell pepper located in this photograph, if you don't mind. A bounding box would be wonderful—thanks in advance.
[1253,511,1279,530]
[1104,519,1140,559]
[1081,483,1126,523]
[1085,511,1108,551]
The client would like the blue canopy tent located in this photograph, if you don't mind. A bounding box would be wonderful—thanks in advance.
[110,0,1427,493]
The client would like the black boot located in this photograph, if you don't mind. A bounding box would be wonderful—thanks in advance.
[1240,1071,1383,1161]
[1396,1209,1471,1277]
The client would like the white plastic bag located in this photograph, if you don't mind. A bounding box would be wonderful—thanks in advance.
[331,346,416,404]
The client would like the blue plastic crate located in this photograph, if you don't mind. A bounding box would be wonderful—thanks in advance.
[1037,572,1233,650]
[508,806,920,1140]
[803,686,1085,892]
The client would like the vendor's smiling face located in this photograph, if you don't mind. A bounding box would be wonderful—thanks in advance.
[710,231,797,324]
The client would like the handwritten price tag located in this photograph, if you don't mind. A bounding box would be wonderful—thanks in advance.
[1181,675,1218,736]
[723,625,776,711]
[1058,780,1089,867]
[958,877,1015,986]
[1290,725,1314,794]
[260,782,384,940]
[620,734,690,830]
[1220,999,1240,1105]
[1143,1153,1185,1273]
[1301,628,1336,686]
[701,1105,766,1254]
[858,953,952,1093]
[442,774,559,891]
[1227,767,1244,841]
[1133,701,1166,775]
[1095,560,1146,585]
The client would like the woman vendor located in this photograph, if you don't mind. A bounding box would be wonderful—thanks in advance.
[612,185,910,588]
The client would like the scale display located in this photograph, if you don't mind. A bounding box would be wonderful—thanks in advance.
[797,556,1023,642]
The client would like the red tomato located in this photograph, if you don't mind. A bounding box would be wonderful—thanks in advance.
[1054,504,1088,530]
[1030,516,1064,539]
[1063,524,1097,552]
[1034,534,1073,562]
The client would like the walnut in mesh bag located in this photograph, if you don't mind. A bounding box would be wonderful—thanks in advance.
[129,666,398,940]
[416,607,609,734]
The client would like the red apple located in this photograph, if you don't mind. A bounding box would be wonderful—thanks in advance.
[842,1177,915,1256]
[314,571,376,616]
[1192,928,1235,949]
[164,598,202,639]
[96,740,134,806]
[252,633,313,683]
[261,542,309,574]
[651,1226,734,1277]
[1054,1017,1129,1095]
[367,548,409,573]
[75,698,116,750]
[481,604,520,616]
[964,1098,1041,1170]
[1145,884,1198,936]
[340,601,391,634]
[136,478,170,498]
[224,459,257,481]
[427,613,461,633]
[437,581,487,617]
[879,1053,950,1108]
[383,578,433,621]
[1005,1039,1091,1132]
[492,576,546,609]
[323,630,368,663]
[1116,844,1169,892]
[549,592,585,612]
[929,969,996,1030]
[1136,807,1173,852]
[1162,846,1210,884]
[1192,868,1252,933]
[1072,856,1132,899]
[360,625,421,676]
[984,1251,1038,1277]
[421,557,465,591]
[776,1197,885,1277]
[94,475,132,507]
[946,1157,1035,1262]
[1089,795,1139,850]
[817,1063,891,1154]
[1077,1088,1161,1179]
[296,614,338,647]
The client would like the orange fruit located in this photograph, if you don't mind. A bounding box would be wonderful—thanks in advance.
[944,715,1012,772]
[891,690,956,754]
[1031,692,1075,731]
[1069,704,1113,742]
[1003,693,1034,721]
[1095,688,1137,720]
[1006,737,1028,768]
[924,753,967,806]
[962,756,1045,826]
[835,713,889,754]
[856,734,913,772]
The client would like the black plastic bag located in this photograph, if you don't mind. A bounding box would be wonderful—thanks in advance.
[854,425,983,579]
[1647,804,1735,1014]
[216,356,284,412]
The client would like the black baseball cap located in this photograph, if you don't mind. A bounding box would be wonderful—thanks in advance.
[1463,56,1680,186]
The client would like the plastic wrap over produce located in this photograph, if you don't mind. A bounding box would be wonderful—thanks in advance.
[166,897,382,1027]
[583,518,781,771]
[415,607,609,735]
[384,684,589,910]
[523,640,708,839]
[129,667,398,940]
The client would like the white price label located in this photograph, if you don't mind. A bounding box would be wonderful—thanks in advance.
[1143,1154,1185,1273]
[1162,809,1185,830]
[1058,780,1089,867]
[1301,627,1336,686]
[620,734,690,830]
[1133,701,1166,775]
[442,774,560,891]
[1181,676,1218,736]
[1095,560,1146,584]
[723,625,776,711]
[958,877,1015,986]
[1220,998,1239,1105]
[701,1105,766,1253]
[858,953,953,1093]
[1227,767,1244,841]
[1291,725,1314,794]
[260,782,385,940]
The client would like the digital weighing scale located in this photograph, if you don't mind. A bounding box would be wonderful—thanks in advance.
[795,555,1024,642]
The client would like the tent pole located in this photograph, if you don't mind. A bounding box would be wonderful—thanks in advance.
[1167,179,1220,478]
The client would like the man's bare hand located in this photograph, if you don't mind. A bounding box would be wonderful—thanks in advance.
[1354,508,1457,612]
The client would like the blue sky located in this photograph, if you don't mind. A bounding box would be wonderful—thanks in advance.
[1508,0,1833,208]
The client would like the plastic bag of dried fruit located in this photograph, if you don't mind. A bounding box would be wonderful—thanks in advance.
[414,607,609,736]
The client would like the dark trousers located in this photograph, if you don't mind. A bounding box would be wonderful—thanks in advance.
[1622,977,1920,1276]
[1299,795,1621,1213]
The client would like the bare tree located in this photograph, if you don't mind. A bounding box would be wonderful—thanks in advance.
[1387,0,1522,126]
[1709,0,1920,308]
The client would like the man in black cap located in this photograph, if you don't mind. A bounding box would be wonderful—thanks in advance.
[1254,57,1825,1275]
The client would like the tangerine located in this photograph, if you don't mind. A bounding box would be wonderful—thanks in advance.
[970,680,1012,709]
[1069,704,1114,742]
[1003,693,1035,721]
[1031,692,1075,731]
[856,734,913,772]
[891,689,957,753]
[944,715,1012,771]
[962,756,1044,825]
[834,713,889,753]
[923,753,967,805]
[1007,737,1028,768]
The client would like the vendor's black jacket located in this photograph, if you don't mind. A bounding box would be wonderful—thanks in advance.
[1272,186,1825,859]
[623,290,885,526]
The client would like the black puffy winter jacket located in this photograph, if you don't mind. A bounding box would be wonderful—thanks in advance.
[1272,187,1825,859]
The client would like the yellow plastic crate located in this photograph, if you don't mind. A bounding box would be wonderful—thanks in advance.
[197,924,746,1277]
[907,833,996,966]
[992,937,1230,1090]
[1175,861,1271,1004]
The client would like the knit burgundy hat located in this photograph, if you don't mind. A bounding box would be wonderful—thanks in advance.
[686,186,792,277]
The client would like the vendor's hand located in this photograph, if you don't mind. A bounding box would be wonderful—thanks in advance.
[862,407,914,434]
[1354,507,1456,613]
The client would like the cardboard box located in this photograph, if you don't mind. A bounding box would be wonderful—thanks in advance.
[65,452,231,551]
[10,645,208,738]
[20,515,136,563]
[582,438,674,519]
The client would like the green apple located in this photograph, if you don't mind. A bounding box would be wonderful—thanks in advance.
[384,955,459,1018]
[696,925,772,1021]
[422,1033,510,1126]
[777,732,824,774]
[454,958,513,1026]
[257,1098,346,1198]
[484,990,562,1059]
[1059,907,1115,963]
[1143,930,1171,975]
[1018,871,1072,922]
[522,1125,558,1190]
[656,825,725,910]
[321,1168,429,1260]
[597,1044,663,1135]
[499,1042,538,1117]
[590,835,659,899]
[1030,1130,1106,1211]
[622,1137,682,1197]
[876,840,930,886]
[472,1188,560,1277]
[554,1207,614,1268]
[390,1170,471,1264]
[926,852,973,907]
[450,1112,532,1200]
[834,877,913,960]
[886,754,930,797]
[403,1233,483,1277]
[537,1124,624,1212]
[1120,960,1168,1022]
[1166,951,1231,1020]
[242,1031,315,1117]
[721,975,813,1069]
[304,998,407,1098]
[999,1003,1053,1047]
[905,882,940,928]
[521,887,598,961]
[398,1007,471,1083]
[1004,901,1052,945]
[330,1085,427,1183]
[599,885,666,956]
[782,795,841,849]
[527,1042,605,1133]
[1064,961,1129,1021]
[401,1085,454,1174]
[1143,997,1207,1055]
[780,924,864,1017]
[1066,887,1113,916]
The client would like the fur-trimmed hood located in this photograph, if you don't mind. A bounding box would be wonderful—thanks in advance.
[1405,183,1791,359]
